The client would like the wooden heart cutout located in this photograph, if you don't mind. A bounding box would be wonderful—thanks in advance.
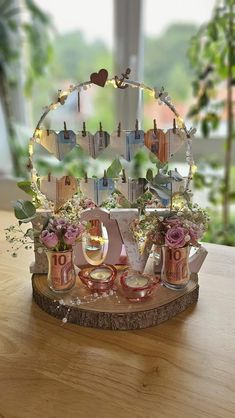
[144,128,184,163]
[90,69,108,87]
[40,175,78,211]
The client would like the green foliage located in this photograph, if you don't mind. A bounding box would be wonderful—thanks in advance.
[17,181,36,197]
[188,0,235,243]
[203,211,235,246]
[106,158,122,178]
[145,24,197,101]
[188,0,235,138]
[13,200,36,223]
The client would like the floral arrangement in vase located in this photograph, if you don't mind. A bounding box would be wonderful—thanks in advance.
[40,217,85,292]
[131,203,209,289]
[5,192,93,293]
[131,203,209,250]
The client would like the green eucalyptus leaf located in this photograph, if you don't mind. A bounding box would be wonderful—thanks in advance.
[152,172,172,185]
[146,169,153,182]
[106,158,122,178]
[13,200,36,223]
[17,181,35,197]
[153,185,172,199]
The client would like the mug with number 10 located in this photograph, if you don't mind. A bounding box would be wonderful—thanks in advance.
[46,249,76,292]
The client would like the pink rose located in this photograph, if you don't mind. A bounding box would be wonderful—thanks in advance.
[165,226,186,248]
[63,230,78,246]
[63,224,85,245]
[40,230,59,249]
[84,198,95,209]
[189,225,203,245]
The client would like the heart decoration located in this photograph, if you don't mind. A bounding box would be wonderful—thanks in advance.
[39,130,76,161]
[90,68,108,87]
[144,128,184,163]
[40,175,78,211]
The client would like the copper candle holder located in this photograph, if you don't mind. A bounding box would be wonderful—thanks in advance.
[120,270,160,302]
[78,264,117,293]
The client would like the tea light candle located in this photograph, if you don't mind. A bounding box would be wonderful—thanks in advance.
[125,275,149,288]
[90,267,112,281]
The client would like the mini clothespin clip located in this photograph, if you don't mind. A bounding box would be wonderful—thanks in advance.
[65,176,71,185]
[114,68,131,89]
[84,172,88,183]
[135,119,140,139]
[46,129,50,136]
[153,119,157,136]
[77,91,80,112]
[99,122,103,137]
[121,168,126,183]
[173,118,176,133]
[82,122,86,137]
[117,122,121,137]
[48,172,51,182]
[103,170,108,187]
[64,121,69,139]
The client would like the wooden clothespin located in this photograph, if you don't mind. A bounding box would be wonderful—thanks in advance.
[77,91,80,112]
[64,121,69,139]
[82,122,86,137]
[121,168,126,183]
[48,172,51,182]
[135,119,140,139]
[84,172,88,183]
[46,129,50,136]
[117,122,121,138]
[173,118,176,133]
[153,119,157,136]
[65,176,71,185]
[99,122,103,137]
[103,169,108,187]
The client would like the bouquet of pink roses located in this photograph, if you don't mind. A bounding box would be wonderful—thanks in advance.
[148,216,204,248]
[40,217,85,251]
[131,204,209,251]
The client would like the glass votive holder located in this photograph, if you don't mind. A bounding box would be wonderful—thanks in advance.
[120,270,160,302]
[78,264,117,293]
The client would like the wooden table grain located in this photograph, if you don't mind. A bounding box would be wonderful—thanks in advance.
[0,210,235,418]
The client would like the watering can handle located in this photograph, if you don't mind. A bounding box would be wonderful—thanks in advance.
[189,245,208,274]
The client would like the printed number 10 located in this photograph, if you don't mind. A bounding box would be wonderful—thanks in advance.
[52,254,66,266]
[169,249,181,261]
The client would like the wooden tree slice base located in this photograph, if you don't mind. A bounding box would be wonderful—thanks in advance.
[32,272,199,330]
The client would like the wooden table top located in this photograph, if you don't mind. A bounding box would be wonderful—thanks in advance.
[0,210,235,418]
